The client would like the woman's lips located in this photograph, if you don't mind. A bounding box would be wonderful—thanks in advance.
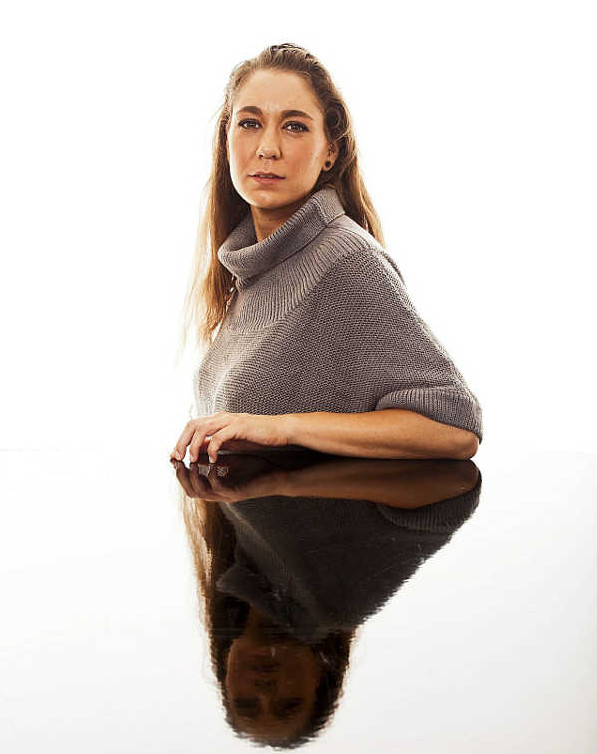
[250,175,285,185]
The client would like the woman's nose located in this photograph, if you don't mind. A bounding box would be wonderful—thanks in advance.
[257,146,279,159]
[257,129,281,159]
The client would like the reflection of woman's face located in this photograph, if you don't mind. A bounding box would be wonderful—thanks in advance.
[225,626,323,742]
[226,69,332,213]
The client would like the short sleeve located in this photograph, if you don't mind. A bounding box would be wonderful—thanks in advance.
[330,247,484,442]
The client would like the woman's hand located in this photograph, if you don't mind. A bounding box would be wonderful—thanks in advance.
[170,411,290,464]
[171,456,290,504]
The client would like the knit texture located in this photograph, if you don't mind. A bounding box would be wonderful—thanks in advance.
[215,474,482,642]
[193,186,483,441]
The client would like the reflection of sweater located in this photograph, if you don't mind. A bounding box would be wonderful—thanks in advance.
[216,477,482,643]
[193,186,483,441]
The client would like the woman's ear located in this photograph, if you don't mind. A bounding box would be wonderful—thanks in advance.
[326,140,339,170]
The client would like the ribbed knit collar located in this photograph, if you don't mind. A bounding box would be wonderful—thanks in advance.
[217,185,346,288]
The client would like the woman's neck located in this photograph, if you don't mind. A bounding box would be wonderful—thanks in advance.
[250,197,308,242]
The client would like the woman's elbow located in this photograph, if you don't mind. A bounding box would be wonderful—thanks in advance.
[454,430,480,460]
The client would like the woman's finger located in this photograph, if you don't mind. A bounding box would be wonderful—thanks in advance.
[187,462,215,496]
[172,461,196,496]
[189,419,224,462]
[171,420,197,460]
[172,416,214,460]
[206,423,238,463]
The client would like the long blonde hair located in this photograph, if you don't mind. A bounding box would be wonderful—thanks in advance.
[177,42,385,361]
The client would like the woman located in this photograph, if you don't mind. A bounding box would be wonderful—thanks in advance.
[171,43,483,466]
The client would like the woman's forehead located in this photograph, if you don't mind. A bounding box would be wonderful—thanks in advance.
[234,70,322,115]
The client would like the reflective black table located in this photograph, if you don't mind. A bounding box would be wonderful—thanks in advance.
[2,445,596,752]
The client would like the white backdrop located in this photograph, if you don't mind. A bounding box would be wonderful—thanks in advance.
[1,0,595,459]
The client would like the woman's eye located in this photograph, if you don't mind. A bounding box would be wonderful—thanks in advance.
[238,119,259,129]
[234,697,260,717]
[285,122,308,133]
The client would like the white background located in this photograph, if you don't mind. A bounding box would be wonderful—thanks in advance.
[1,0,595,459]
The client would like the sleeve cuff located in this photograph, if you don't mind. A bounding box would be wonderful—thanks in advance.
[375,386,483,443]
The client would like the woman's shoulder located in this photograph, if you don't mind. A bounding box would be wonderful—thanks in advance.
[320,213,407,286]
[325,212,383,250]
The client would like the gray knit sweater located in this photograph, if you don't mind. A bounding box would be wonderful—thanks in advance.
[193,186,483,442]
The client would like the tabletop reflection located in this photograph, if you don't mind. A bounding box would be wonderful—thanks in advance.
[174,450,482,748]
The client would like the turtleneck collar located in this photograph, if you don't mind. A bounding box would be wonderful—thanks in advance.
[217,185,346,288]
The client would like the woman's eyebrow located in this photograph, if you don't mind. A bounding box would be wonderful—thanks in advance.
[237,105,314,121]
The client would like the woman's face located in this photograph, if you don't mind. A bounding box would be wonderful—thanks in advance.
[226,69,336,212]
[225,632,323,743]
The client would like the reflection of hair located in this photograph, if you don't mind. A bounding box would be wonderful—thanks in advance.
[178,42,385,357]
[181,493,354,747]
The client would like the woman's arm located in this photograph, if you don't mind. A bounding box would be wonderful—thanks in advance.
[282,408,479,460]
[171,408,479,464]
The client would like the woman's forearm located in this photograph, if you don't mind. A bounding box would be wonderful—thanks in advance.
[283,408,479,460]
[278,457,480,505]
